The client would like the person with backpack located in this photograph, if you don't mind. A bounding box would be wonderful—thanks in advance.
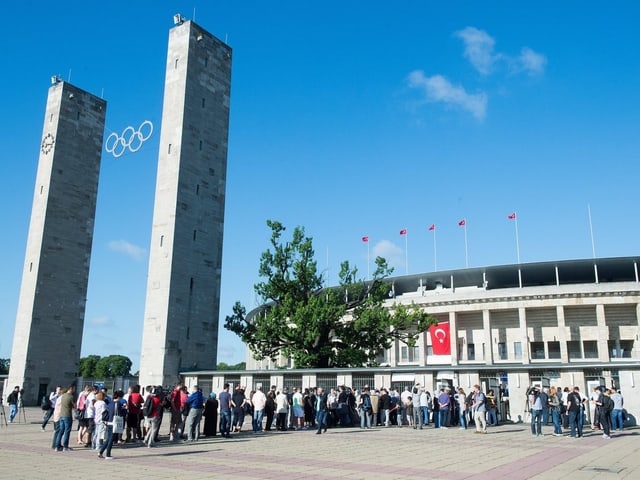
[596,387,613,439]
[358,386,372,429]
[142,388,161,448]
[566,386,583,438]
[41,386,61,431]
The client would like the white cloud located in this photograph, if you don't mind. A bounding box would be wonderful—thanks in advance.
[515,47,547,76]
[372,239,403,273]
[455,27,499,75]
[108,239,146,261]
[407,70,488,120]
[89,316,112,327]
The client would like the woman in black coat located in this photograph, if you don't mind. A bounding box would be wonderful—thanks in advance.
[203,392,219,437]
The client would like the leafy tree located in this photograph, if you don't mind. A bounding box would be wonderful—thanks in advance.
[216,361,246,371]
[0,358,9,375]
[94,355,132,378]
[225,220,436,368]
[79,355,101,377]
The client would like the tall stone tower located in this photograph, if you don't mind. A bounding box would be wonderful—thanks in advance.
[8,81,106,405]
[139,20,232,387]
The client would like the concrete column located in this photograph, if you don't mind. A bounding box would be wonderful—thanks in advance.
[519,308,530,364]
[449,311,458,365]
[484,310,493,364]
[596,304,610,362]
[557,306,568,362]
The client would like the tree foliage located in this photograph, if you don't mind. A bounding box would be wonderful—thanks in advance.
[225,220,437,368]
[0,358,9,375]
[216,361,246,371]
[79,355,132,377]
[79,355,101,377]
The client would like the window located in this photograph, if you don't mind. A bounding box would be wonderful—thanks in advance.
[514,342,522,360]
[497,342,507,360]
[401,345,419,363]
[609,339,634,359]
[548,341,561,359]
[467,343,475,361]
[175,58,179,69]
[202,98,206,108]
[567,341,582,360]
[531,341,545,360]
[583,340,598,359]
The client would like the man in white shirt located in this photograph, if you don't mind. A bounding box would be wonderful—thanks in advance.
[251,386,267,432]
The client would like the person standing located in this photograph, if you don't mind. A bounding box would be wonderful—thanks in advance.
[378,388,391,427]
[358,386,372,429]
[218,383,233,438]
[529,387,546,437]
[437,388,450,429]
[53,385,76,451]
[185,385,205,441]
[455,388,468,430]
[610,388,624,432]
[420,390,431,426]
[7,386,21,423]
[315,387,329,434]
[549,386,563,436]
[275,389,289,431]
[126,385,144,443]
[596,387,613,439]
[264,391,276,431]
[472,384,487,434]
[143,388,161,448]
[98,390,123,460]
[203,392,219,437]
[251,386,267,432]
[42,386,62,431]
[566,386,583,438]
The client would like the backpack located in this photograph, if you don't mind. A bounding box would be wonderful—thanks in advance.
[603,395,614,413]
[142,396,154,417]
[41,395,52,411]
[363,394,371,410]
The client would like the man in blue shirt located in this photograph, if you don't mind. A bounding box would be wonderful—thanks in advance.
[185,385,205,441]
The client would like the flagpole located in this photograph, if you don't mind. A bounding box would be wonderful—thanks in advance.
[433,227,438,272]
[463,221,469,268]
[367,239,370,280]
[514,215,521,264]
[588,204,596,259]
[405,230,409,275]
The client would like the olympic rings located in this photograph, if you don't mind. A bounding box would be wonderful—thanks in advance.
[105,120,153,158]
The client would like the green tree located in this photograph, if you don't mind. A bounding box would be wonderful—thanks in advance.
[225,220,436,368]
[79,355,101,377]
[94,355,132,378]
[216,361,246,371]
[0,358,9,375]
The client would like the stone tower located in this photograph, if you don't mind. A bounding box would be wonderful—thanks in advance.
[8,81,106,405]
[139,20,232,387]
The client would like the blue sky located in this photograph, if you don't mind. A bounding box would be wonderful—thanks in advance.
[1,2,639,372]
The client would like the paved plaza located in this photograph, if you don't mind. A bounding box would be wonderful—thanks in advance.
[0,407,638,479]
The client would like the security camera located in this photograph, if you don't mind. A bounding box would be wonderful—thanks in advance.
[173,13,184,25]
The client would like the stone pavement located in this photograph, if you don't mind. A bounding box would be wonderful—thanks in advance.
[0,408,638,480]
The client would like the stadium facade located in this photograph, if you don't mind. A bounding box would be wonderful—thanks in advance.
[183,256,640,424]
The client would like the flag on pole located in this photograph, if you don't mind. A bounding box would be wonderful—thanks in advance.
[429,323,451,355]
[508,213,516,220]
[428,224,435,231]
[458,219,466,226]
[362,236,369,242]
[400,229,407,235]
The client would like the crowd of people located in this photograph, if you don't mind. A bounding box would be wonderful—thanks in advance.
[34,380,625,459]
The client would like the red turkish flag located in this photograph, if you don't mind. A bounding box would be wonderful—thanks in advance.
[399,229,407,235]
[429,322,451,355]
[428,224,435,231]
[458,219,466,226]
[508,213,516,220]
[362,236,369,242]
